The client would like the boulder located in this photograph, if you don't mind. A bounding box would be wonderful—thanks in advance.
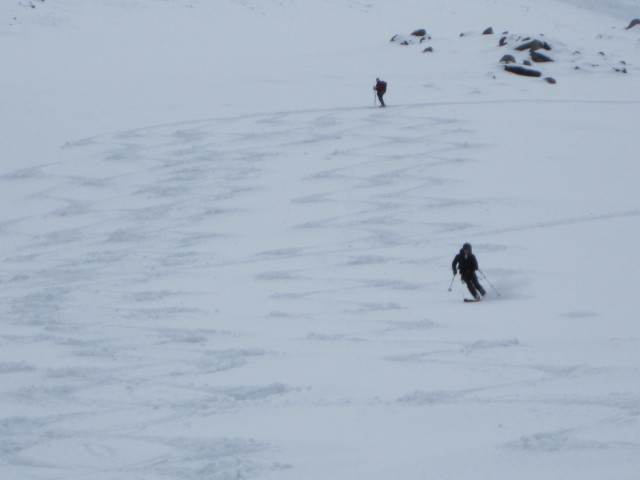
[515,39,551,51]
[500,54,516,64]
[625,18,640,29]
[504,65,542,77]
[544,77,557,84]
[411,28,427,37]
[530,51,554,62]
[483,27,494,35]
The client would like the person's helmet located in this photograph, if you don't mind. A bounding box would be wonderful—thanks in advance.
[462,243,472,251]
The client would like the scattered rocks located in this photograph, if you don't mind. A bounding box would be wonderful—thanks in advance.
[388,25,633,86]
[391,29,431,45]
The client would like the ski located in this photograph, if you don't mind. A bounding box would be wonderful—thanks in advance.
[464,298,481,303]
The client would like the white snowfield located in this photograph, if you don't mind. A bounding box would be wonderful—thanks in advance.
[1,1,639,479]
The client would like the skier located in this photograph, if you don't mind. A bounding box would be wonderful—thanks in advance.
[373,77,387,107]
[452,243,486,301]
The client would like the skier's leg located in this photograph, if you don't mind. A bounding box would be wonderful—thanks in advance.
[472,274,486,296]
[463,275,479,299]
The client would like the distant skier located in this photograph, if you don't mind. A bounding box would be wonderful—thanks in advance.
[373,78,387,107]
[452,243,486,301]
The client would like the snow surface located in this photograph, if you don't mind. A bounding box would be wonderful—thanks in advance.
[1,0,640,479]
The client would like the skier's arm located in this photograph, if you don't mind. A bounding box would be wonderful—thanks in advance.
[451,255,459,275]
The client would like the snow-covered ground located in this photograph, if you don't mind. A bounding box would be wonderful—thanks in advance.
[1,1,640,479]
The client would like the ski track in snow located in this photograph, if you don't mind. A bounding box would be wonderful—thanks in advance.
[2,99,640,479]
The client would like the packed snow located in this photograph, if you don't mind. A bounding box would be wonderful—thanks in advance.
[1,0,639,479]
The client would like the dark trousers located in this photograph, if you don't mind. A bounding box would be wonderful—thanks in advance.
[462,273,485,299]
[377,91,386,106]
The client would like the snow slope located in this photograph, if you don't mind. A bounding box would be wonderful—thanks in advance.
[1,1,640,479]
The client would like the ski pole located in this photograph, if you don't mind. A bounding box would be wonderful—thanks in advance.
[373,90,377,107]
[478,269,500,296]
[448,274,455,291]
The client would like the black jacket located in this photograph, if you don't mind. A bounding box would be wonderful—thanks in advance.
[452,250,479,277]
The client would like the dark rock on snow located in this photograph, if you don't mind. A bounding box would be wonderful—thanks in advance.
[515,39,551,52]
[483,27,494,35]
[544,77,557,84]
[500,54,516,64]
[530,51,554,62]
[625,18,640,29]
[504,65,542,77]
[391,29,431,45]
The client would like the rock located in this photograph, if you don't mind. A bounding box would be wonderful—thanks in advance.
[515,39,551,51]
[544,77,557,84]
[500,54,516,64]
[625,18,640,29]
[391,31,431,45]
[530,51,554,62]
[423,47,434,53]
[499,36,508,46]
[504,65,542,77]
[523,59,532,66]
[483,27,494,35]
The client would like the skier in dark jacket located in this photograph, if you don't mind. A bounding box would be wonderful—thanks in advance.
[452,243,486,300]
[373,78,387,107]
